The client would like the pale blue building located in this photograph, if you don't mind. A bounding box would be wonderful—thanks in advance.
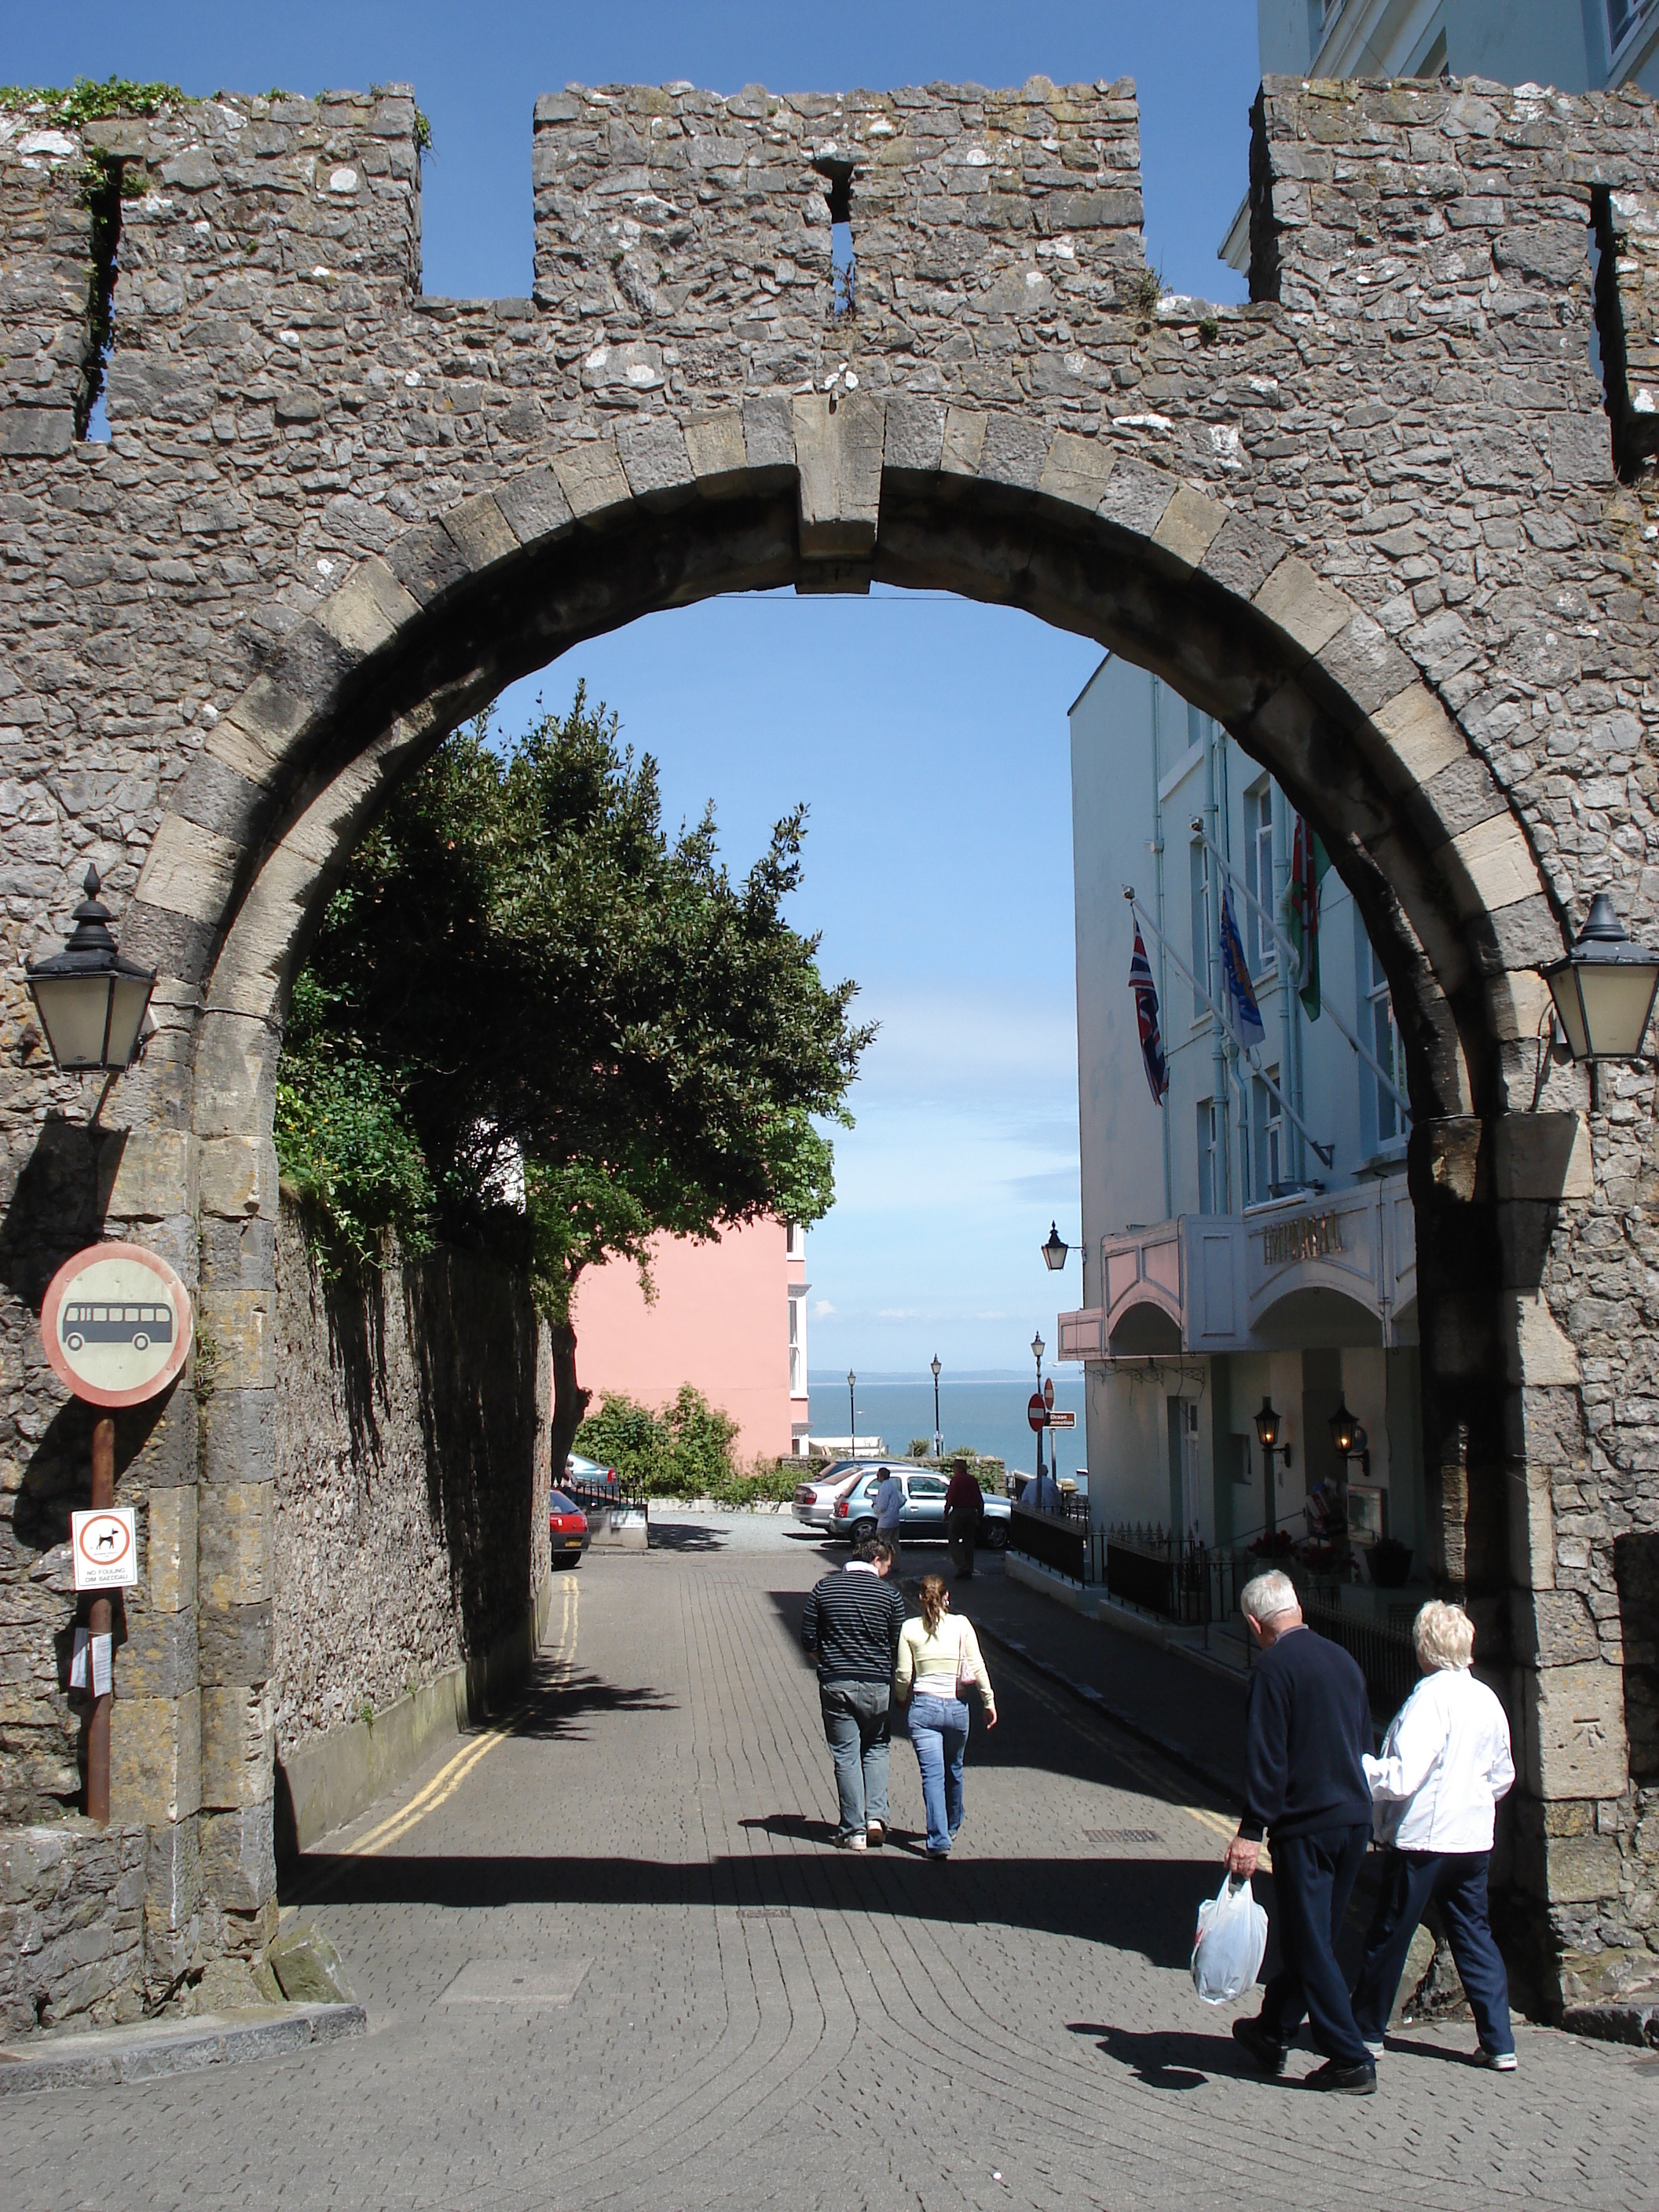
[1256,0,1658,93]
[1060,657,1422,1568]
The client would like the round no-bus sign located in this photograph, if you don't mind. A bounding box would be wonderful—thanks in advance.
[41,1242,193,1408]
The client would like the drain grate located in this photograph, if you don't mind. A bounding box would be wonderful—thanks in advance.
[1082,1828,1163,1844]
[737,1906,792,1920]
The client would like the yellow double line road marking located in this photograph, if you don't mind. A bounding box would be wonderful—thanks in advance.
[341,1574,579,1859]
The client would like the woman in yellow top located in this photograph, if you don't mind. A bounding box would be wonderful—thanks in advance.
[895,1575,997,1858]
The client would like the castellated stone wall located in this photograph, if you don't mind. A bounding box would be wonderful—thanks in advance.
[2,68,1659,2013]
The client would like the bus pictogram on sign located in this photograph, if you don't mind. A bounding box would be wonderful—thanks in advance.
[41,1243,193,1408]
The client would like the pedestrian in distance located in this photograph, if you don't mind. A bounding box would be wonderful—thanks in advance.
[1350,1600,1518,2069]
[1226,1568,1379,2094]
[871,1463,906,1564]
[894,1574,997,1859]
[802,1534,906,1851]
[944,1456,984,1580]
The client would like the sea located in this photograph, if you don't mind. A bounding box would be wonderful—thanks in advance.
[807,1372,1086,1488]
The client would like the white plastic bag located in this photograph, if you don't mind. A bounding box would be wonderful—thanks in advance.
[1191,1872,1269,2005]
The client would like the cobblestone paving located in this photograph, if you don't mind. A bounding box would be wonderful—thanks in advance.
[4,1544,1655,2212]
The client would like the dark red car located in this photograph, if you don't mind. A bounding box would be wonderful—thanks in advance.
[548,1489,591,1566]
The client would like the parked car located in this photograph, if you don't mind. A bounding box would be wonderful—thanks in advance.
[565,1452,619,1492]
[829,1467,1010,1548]
[791,1459,875,1532]
[792,1459,931,1533]
[548,1489,591,1566]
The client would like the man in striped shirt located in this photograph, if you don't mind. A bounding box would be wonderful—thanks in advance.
[802,1536,906,1849]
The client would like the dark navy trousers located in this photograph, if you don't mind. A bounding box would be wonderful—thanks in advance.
[1350,1847,1514,2057]
[1258,1822,1372,2067]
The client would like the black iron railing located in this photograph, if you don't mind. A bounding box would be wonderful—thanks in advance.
[566,1470,650,1518]
[1008,1502,1090,1584]
[1302,1598,1418,1718]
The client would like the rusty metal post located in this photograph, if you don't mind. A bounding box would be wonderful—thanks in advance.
[86,1414,115,1826]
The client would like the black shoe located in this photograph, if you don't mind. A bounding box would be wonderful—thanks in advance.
[1232,2016,1287,2076]
[1305,2059,1377,2095]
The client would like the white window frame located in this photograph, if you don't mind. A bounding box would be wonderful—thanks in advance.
[1251,1068,1284,1203]
[1244,782,1276,978]
[788,1286,806,1398]
[1609,0,1659,69]
[1188,837,1211,1023]
[1197,1097,1220,1215]
[1357,928,1408,1155]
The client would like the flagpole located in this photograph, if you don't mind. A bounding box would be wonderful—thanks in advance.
[1123,890,1336,1171]
[1187,820,1412,1120]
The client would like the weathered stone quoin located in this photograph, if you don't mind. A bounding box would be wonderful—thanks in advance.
[2,68,1657,2014]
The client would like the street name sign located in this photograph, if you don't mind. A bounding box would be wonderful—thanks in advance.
[1048,1409,1076,1430]
[42,1242,193,1408]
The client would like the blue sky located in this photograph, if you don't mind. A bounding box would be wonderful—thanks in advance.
[12,5,1261,1372]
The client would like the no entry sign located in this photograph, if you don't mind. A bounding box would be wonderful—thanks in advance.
[1027,1392,1046,1433]
[41,1242,192,1408]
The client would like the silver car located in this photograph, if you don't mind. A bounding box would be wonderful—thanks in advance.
[828,1467,1011,1547]
[792,1459,924,1533]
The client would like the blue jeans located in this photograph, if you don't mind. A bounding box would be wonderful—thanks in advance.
[1258,1823,1372,2067]
[907,1694,969,1853]
[820,1682,891,1838]
[1350,1848,1514,2057]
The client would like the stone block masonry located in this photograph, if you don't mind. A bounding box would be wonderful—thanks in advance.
[2,68,1659,2020]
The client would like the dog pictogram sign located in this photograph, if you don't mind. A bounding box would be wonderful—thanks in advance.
[71,1507,137,1591]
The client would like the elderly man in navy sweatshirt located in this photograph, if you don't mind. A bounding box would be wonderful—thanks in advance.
[1225,1568,1377,2094]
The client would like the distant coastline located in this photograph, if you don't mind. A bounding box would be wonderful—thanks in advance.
[807,1372,1085,1485]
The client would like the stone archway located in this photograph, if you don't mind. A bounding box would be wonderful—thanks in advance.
[3,68,1654,2014]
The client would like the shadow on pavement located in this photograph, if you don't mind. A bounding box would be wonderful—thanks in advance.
[511,1669,676,1740]
[1068,2020,1238,2090]
[647,1522,729,1551]
[291,1846,1218,1966]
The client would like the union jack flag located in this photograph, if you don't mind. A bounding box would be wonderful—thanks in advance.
[1128,926,1169,1106]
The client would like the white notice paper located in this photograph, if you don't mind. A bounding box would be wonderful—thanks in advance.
[91,1634,112,1696]
[70,1625,90,1690]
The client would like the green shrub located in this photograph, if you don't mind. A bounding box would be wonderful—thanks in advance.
[577,1385,745,1499]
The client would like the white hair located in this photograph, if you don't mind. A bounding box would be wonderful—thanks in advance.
[1412,1600,1474,1672]
[1240,1569,1300,1624]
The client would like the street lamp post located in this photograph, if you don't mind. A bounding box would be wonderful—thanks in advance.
[1031,1331,1046,1504]
[1328,1397,1369,1569]
[930,1353,942,1461]
[1253,1397,1291,1540]
[847,1369,856,1458]
[1542,892,1659,1062]
[24,865,156,1086]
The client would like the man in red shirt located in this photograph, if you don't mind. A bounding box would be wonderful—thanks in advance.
[945,1458,984,1580]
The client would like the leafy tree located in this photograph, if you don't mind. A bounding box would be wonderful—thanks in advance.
[276,689,871,1475]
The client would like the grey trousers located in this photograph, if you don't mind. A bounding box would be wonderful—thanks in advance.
[820,1680,892,1837]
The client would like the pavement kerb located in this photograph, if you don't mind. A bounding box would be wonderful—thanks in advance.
[973,1621,1240,1804]
[0,2002,366,2096]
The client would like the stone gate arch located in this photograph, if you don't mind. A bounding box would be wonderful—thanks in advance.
[3,68,1656,2016]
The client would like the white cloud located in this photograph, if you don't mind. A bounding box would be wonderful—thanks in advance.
[811,1299,836,1319]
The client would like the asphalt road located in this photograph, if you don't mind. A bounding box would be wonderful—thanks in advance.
[4,1534,1655,2212]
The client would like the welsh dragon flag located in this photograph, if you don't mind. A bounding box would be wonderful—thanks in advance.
[1287,815,1330,1021]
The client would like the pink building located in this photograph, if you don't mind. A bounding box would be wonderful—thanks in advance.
[569,1219,810,1463]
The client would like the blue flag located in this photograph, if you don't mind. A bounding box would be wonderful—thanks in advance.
[1218,888,1266,1052]
[1128,926,1169,1105]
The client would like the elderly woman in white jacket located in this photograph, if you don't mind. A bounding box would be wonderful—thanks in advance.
[1350,1600,1518,2069]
